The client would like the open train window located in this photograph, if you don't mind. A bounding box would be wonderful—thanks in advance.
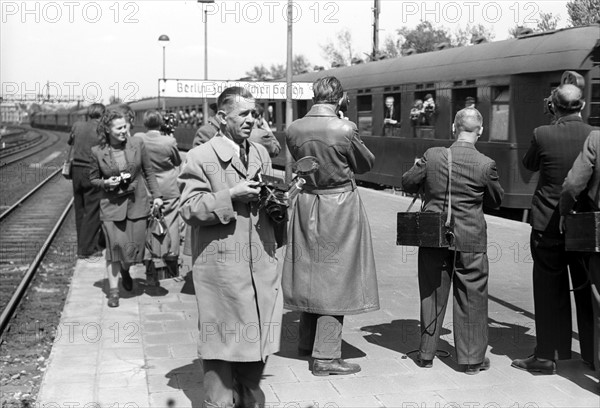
[297,100,308,119]
[383,93,401,136]
[411,90,436,138]
[356,94,373,136]
[589,80,600,126]
[489,87,510,142]
[452,88,477,118]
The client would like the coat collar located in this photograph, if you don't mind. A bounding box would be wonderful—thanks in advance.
[211,134,260,178]
[305,104,338,118]
[451,140,477,150]
[556,114,583,124]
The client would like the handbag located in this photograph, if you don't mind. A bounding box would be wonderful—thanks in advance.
[396,148,455,248]
[145,207,172,260]
[564,212,600,252]
[62,144,74,180]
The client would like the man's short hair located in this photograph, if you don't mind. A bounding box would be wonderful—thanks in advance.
[313,76,344,104]
[217,87,254,111]
[551,84,584,114]
[454,108,483,133]
[143,110,164,130]
[465,97,476,105]
[87,103,105,119]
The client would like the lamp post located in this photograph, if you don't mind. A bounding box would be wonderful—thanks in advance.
[158,34,170,111]
[198,0,214,125]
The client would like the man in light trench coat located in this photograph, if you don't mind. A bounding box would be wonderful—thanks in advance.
[178,87,283,406]
[283,76,380,376]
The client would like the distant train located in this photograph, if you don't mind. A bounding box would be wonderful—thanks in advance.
[31,24,599,209]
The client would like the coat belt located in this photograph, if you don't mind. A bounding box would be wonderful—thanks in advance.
[303,180,356,195]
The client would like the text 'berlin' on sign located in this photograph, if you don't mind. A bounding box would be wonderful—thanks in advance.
[159,79,313,100]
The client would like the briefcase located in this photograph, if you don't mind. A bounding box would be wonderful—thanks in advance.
[397,148,454,248]
[564,212,600,252]
[397,211,454,247]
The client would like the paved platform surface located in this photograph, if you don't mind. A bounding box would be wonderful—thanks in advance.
[37,187,599,407]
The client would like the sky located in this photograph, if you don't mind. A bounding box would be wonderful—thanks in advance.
[1,0,572,105]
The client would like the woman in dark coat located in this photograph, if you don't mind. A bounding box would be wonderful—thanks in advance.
[283,76,379,376]
[89,108,162,307]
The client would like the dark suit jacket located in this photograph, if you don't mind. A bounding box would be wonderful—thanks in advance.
[89,137,161,221]
[561,130,600,214]
[523,114,594,234]
[68,119,100,168]
[402,141,504,252]
[193,118,220,147]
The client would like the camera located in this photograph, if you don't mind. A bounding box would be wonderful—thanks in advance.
[119,172,132,188]
[251,171,305,224]
[543,94,555,117]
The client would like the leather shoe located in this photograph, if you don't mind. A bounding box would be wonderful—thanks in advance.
[121,268,133,291]
[312,358,361,376]
[511,355,556,374]
[465,357,491,375]
[416,353,433,368]
[107,289,119,308]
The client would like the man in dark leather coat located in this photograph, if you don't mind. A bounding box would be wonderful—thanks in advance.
[283,76,379,376]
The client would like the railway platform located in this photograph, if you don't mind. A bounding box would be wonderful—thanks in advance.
[36,187,599,407]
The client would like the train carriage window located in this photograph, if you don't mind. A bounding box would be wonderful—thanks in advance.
[383,93,401,137]
[411,91,436,138]
[297,100,308,119]
[452,88,477,118]
[489,87,510,142]
[589,80,600,126]
[356,94,373,136]
[267,104,276,131]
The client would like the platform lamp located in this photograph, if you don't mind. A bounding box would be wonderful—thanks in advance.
[198,0,214,125]
[158,34,170,111]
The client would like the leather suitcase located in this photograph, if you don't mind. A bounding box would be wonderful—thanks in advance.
[564,212,600,252]
[397,212,454,247]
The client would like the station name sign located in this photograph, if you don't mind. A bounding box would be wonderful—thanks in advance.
[159,79,313,100]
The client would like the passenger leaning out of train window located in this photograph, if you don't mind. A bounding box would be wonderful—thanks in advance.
[383,96,401,136]
[89,108,163,308]
[422,94,436,125]
[250,104,281,158]
[410,99,426,127]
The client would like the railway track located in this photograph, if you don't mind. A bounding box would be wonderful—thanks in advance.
[0,168,74,336]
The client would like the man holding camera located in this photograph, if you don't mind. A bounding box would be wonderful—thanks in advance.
[178,87,282,406]
[402,108,503,374]
[282,76,379,376]
[513,84,595,374]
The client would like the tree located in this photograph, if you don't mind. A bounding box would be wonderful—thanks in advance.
[245,55,313,81]
[319,28,360,67]
[536,12,560,32]
[508,24,534,38]
[381,34,401,58]
[109,95,123,105]
[397,21,453,54]
[567,0,600,26]
[452,24,495,47]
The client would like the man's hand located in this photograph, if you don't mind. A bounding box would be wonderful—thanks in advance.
[230,180,261,203]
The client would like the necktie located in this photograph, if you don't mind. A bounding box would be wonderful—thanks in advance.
[239,144,248,168]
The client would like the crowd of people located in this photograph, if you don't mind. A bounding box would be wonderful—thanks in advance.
[66,76,599,405]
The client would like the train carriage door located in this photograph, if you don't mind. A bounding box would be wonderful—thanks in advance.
[356,91,373,136]
[296,100,308,119]
[383,91,401,137]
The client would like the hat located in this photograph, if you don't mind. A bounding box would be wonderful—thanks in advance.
[552,84,584,112]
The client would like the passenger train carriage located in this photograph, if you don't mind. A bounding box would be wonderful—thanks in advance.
[31,25,600,210]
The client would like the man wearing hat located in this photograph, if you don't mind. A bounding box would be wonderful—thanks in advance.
[513,84,595,374]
